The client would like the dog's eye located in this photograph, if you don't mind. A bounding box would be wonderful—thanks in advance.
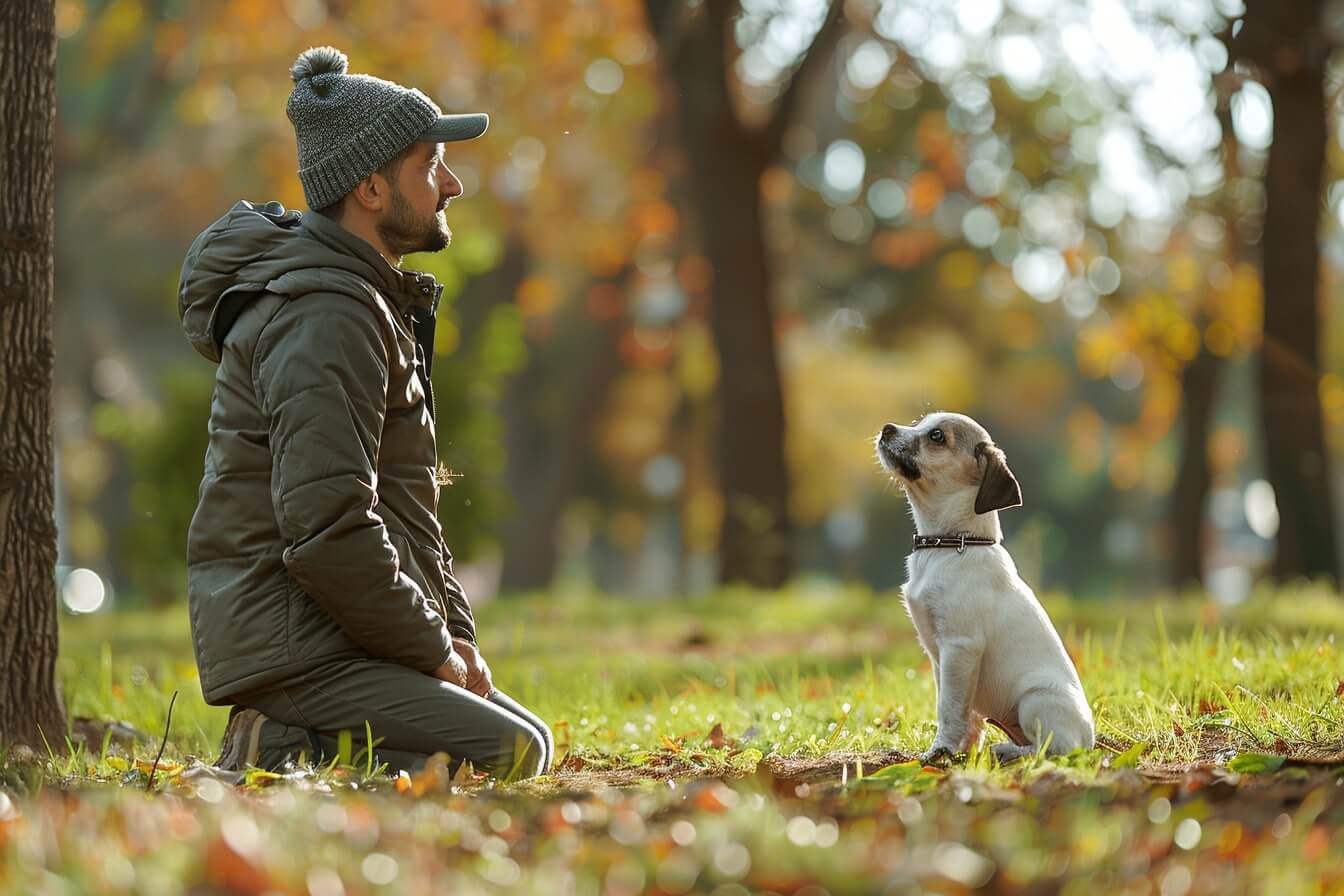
[928,428,945,443]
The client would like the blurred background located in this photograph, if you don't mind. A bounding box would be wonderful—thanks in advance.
[48,0,1344,612]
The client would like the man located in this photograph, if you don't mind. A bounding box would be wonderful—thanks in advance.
[177,46,551,780]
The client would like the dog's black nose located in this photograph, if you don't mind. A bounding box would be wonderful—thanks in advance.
[881,423,898,440]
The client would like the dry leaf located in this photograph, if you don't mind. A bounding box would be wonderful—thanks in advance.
[204,835,276,895]
[450,759,477,784]
[408,752,453,797]
[708,722,727,749]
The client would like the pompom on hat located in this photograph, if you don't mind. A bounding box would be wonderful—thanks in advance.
[285,46,488,210]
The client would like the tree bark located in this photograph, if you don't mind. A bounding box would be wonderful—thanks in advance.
[684,131,792,587]
[1170,339,1221,588]
[497,266,627,593]
[1254,18,1338,582]
[644,0,843,587]
[0,0,66,752]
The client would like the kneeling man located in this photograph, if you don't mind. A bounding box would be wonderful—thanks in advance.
[178,47,550,780]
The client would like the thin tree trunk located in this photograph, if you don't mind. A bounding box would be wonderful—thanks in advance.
[497,269,627,593]
[1168,96,1247,590]
[0,0,66,751]
[645,0,843,587]
[1170,339,1221,588]
[683,133,792,587]
[1258,44,1337,582]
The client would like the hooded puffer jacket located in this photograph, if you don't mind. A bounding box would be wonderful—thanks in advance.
[178,199,475,705]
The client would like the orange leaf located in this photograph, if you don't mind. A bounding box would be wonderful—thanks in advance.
[691,783,733,813]
[204,836,275,895]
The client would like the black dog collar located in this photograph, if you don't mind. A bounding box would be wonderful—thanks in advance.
[912,533,1000,554]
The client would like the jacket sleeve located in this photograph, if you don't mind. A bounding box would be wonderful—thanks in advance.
[254,293,455,674]
[437,546,477,643]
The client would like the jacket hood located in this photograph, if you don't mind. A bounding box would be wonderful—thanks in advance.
[178,199,424,362]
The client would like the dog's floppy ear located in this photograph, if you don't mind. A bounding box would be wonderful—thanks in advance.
[974,441,1022,514]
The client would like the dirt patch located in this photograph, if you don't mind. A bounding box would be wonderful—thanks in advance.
[521,752,741,795]
[762,749,915,785]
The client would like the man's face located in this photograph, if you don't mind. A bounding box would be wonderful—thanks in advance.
[375,142,463,257]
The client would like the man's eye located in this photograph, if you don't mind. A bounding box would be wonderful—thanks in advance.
[928,429,944,443]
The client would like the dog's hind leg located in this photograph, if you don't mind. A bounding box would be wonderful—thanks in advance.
[1016,688,1093,755]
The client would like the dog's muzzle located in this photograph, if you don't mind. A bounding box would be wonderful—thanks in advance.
[877,430,920,480]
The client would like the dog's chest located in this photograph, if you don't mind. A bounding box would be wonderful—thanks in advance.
[901,579,942,664]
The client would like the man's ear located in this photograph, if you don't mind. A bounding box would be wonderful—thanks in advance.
[974,441,1022,514]
[348,173,386,213]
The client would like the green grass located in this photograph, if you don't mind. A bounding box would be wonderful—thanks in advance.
[3,585,1343,894]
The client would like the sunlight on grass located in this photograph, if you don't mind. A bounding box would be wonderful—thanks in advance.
[1,585,1339,894]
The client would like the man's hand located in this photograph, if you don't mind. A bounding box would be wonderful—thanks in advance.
[432,651,469,689]
[452,637,493,698]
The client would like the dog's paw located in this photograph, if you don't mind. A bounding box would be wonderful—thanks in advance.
[990,742,1035,765]
[919,745,963,767]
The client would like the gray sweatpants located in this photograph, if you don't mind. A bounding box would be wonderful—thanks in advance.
[234,656,553,780]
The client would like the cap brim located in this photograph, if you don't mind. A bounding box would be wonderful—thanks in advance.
[418,113,488,142]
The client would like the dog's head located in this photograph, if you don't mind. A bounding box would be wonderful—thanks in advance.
[875,412,1022,515]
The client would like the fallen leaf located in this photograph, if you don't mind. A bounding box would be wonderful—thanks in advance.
[691,783,734,812]
[1173,721,1185,737]
[1109,741,1149,769]
[406,752,452,797]
[708,723,727,749]
[203,835,275,895]
[1226,752,1287,774]
[135,758,182,776]
[450,758,477,784]
[860,760,944,794]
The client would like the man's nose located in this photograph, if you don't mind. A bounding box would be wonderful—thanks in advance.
[440,163,463,200]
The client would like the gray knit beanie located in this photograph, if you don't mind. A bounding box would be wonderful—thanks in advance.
[286,46,488,210]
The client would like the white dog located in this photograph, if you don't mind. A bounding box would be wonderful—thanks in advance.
[875,412,1094,764]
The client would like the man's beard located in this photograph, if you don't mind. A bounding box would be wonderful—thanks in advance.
[376,186,451,257]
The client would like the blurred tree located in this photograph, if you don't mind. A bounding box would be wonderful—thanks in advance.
[97,368,214,605]
[499,262,630,591]
[1232,0,1339,583]
[644,0,847,587]
[1169,88,1242,590]
[0,0,66,750]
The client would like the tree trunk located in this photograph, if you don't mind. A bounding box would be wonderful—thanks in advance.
[1170,339,1221,588]
[0,0,66,752]
[498,270,627,593]
[685,138,792,587]
[656,3,792,588]
[1258,48,1337,582]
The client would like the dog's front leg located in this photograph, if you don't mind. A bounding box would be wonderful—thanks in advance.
[921,638,982,765]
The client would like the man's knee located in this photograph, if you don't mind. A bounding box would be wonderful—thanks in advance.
[499,727,546,781]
